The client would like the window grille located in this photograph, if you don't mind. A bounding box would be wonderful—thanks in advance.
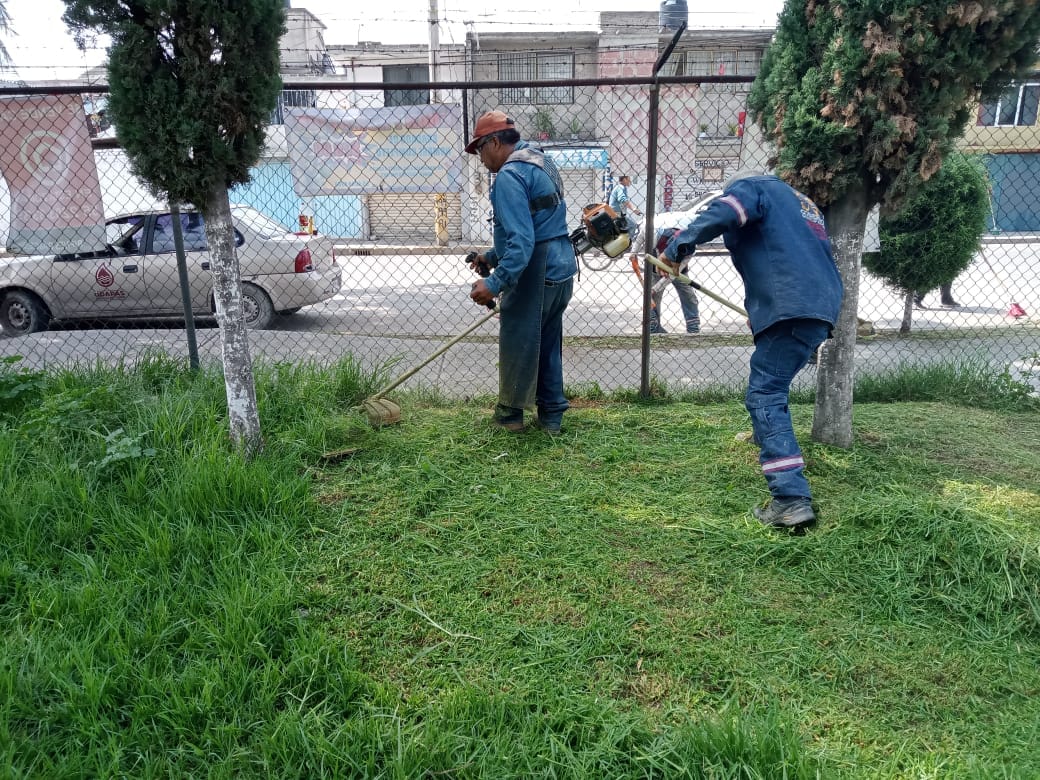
[499,52,574,105]
[383,64,431,107]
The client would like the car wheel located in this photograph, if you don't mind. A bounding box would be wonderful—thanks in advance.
[0,290,51,336]
[240,282,275,329]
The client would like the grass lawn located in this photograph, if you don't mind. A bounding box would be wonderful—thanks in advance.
[1,355,1037,777]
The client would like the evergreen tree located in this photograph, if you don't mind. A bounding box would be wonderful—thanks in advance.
[63,0,286,456]
[748,1,1040,447]
[863,153,991,333]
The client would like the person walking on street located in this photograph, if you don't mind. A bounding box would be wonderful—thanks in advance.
[649,228,700,334]
[659,171,844,529]
[465,111,579,434]
[608,175,643,241]
[914,281,960,309]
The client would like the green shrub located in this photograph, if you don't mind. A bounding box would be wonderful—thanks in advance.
[863,152,991,296]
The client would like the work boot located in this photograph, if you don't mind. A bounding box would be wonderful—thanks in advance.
[940,297,960,308]
[753,498,816,529]
[913,295,926,310]
[534,415,562,435]
[649,322,668,334]
[490,416,525,433]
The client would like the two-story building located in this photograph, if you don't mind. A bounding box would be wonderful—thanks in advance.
[960,77,1040,231]
[323,41,467,240]
[465,29,607,225]
[597,12,772,215]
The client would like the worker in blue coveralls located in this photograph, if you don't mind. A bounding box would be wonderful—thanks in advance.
[659,171,844,529]
[650,227,701,334]
[466,110,579,435]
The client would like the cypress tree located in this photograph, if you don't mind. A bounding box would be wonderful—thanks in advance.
[63,0,286,455]
[863,153,991,332]
[748,1,1040,446]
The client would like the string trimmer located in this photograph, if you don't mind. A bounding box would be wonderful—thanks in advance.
[643,254,749,317]
[361,302,499,427]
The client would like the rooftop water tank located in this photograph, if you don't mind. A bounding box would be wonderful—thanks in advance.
[660,0,688,31]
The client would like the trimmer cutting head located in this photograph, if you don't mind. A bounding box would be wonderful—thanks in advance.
[362,397,402,427]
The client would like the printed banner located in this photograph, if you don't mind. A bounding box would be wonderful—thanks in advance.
[284,103,463,196]
[546,148,610,169]
[0,94,107,254]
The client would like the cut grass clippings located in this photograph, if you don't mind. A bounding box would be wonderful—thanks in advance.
[0,353,1038,777]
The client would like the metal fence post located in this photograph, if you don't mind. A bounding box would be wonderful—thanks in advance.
[640,21,687,398]
[170,203,200,370]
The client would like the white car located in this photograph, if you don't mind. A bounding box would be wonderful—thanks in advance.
[0,205,342,336]
[643,189,724,243]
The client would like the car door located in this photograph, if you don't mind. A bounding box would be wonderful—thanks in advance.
[143,212,217,314]
[50,215,153,317]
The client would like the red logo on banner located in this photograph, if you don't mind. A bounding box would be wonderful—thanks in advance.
[95,264,115,288]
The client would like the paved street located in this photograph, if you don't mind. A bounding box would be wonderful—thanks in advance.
[3,241,1038,397]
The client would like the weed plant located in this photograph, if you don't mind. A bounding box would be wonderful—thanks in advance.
[0,354,1037,777]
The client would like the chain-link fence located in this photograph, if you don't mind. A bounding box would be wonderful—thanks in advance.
[1,78,1037,395]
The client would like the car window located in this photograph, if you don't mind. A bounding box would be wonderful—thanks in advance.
[230,206,292,239]
[106,216,146,254]
[150,213,242,253]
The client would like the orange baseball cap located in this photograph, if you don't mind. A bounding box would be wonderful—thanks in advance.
[465,110,516,154]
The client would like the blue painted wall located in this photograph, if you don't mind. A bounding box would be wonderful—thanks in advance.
[982,153,1040,233]
[231,161,364,238]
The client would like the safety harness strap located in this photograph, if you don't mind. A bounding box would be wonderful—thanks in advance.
[529,193,562,213]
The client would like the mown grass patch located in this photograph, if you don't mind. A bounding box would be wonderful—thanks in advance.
[0,353,1037,777]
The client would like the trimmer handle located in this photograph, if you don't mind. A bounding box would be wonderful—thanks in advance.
[465,250,491,277]
[464,251,497,309]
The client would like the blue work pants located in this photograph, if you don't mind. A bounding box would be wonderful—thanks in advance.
[745,318,830,499]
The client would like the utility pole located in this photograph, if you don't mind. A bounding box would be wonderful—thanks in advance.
[428,0,442,104]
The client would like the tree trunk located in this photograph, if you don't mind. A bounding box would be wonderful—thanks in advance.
[201,183,263,456]
[813,184,869,449]
[900,290,913,334]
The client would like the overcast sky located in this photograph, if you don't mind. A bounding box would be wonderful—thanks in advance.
[1,0,786,81]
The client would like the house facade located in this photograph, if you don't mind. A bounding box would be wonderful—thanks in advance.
[960,77,1040,231]
[464,29,606,239]
[597,13,772,216]
[322,42,468,240]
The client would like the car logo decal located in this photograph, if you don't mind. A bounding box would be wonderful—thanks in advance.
[96,264,115,287]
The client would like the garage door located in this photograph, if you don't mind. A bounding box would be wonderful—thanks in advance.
[559,168,601,212]
[368,193,462,242]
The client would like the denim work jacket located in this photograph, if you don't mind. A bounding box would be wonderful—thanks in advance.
[662,175,844,337]
[483,141,577,296]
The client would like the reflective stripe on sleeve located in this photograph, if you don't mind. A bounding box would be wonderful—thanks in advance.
[719,195,748,226]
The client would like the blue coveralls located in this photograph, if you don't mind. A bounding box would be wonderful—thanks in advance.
[662,175,844,500]
[482,142,578,427]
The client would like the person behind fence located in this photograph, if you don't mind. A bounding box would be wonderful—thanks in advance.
[914,281,960,309]
[649,227,700,335]
[608,174,643,240]
[659,170,844,530]
[464,110,578,435]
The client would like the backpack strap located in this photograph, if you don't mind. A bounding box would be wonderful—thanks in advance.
[504,146,565,212]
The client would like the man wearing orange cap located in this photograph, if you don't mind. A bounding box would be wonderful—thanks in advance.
[465,110,578,434]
